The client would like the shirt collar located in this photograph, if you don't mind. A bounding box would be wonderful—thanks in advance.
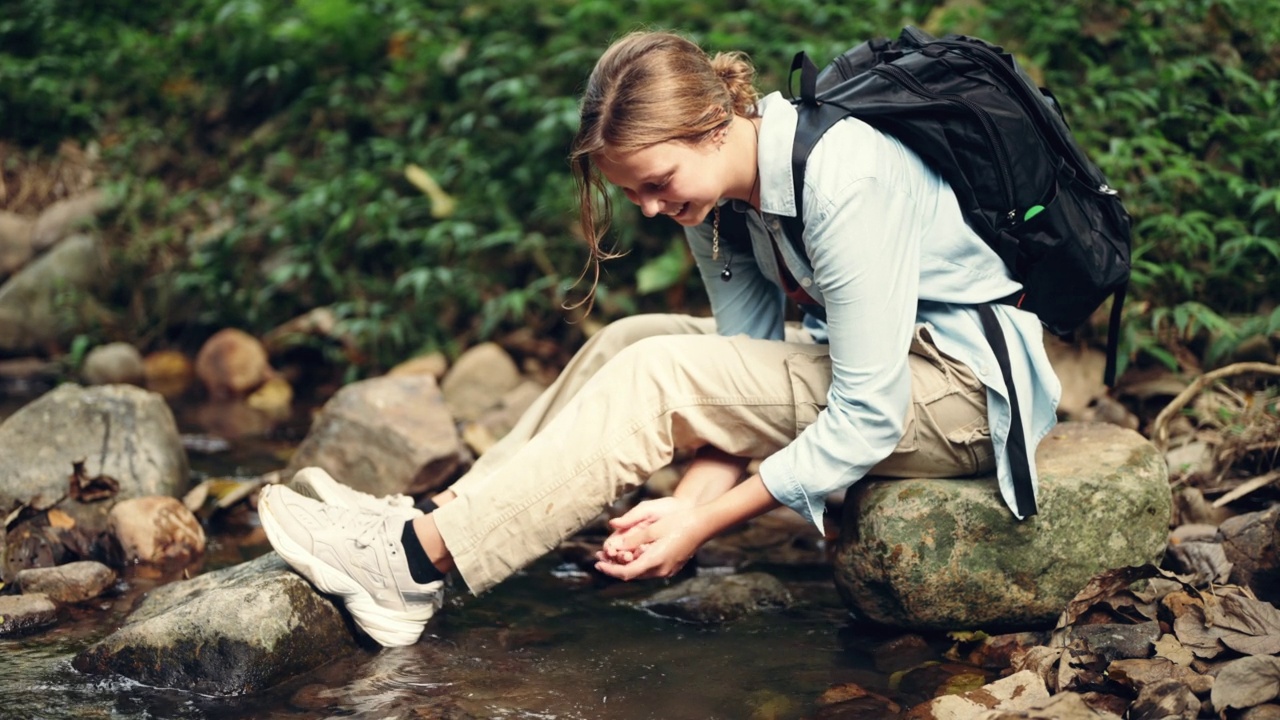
[725,92,797,218]
[755,92,798,218]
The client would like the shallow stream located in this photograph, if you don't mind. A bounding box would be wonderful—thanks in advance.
[0,396,975,719]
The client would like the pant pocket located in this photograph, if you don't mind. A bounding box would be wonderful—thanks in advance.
[872,336,985,478]
[784,352,828,437]
[943,415,995,476]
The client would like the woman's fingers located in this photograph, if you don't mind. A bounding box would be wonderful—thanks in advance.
[608,502,660,531]
[608,497,687,531]
[603,523,655,556]
[596,549,660,581]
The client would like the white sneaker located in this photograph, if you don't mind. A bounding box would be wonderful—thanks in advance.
[288,467,422,517]
[259,484,443,647]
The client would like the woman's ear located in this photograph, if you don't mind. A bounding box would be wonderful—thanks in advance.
[707,105,731,148]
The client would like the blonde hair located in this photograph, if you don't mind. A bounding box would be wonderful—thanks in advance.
[567,31,759,310]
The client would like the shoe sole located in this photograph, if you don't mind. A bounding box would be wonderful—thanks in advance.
[258,489,436,647]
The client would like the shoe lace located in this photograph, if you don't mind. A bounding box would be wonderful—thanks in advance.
[348,510,391,549]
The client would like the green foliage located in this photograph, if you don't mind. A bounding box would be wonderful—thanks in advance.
[3,0,1276,375]
[961,0,1280,373]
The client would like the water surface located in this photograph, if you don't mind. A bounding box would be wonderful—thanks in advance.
[1,393,962,719]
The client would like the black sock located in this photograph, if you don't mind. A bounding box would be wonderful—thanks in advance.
[401,520,445,584]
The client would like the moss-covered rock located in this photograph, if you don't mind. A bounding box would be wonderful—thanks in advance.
[833,422,1171,629]
[73,553,358,696]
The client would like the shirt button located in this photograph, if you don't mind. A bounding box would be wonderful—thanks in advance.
[978,363,990,376]
[799,277,813,288]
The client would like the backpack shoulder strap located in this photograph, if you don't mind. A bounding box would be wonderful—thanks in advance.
[782,52,849,254]
[977,304,1039,518]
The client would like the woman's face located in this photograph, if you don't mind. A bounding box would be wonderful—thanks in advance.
[593,138,726,227]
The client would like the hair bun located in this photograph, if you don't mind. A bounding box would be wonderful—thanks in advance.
[710,51,759,116]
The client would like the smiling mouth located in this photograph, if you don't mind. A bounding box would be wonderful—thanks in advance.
[671,202,689,218]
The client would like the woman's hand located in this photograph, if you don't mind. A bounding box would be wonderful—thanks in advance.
[596,475,782,582]
[595,497,706,580]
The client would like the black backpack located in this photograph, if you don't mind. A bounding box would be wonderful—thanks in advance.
[745,27,1132,517]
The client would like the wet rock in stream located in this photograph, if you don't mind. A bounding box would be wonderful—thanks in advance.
[108,495,205,564]
[16,560,116,603]
[0,593,57,636]
[73,552,357,695]
[636,571,794,623]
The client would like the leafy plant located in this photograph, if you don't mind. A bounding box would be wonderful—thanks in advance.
[3,0,1275,378]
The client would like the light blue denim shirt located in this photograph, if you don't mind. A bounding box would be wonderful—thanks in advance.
[684,92,1061,532]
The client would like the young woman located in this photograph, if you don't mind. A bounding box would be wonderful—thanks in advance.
[259,30,1061,648]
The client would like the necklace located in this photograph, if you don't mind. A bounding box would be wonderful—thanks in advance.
[711,119,761,283]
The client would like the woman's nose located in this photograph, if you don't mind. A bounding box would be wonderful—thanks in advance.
[639,193,663,218]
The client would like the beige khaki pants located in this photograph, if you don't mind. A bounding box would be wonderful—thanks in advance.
[433,314,994,594]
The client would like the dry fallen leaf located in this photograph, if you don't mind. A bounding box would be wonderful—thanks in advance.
[1152,634,1195,667]
[45,508,75,530]
[1211,655,1280,713]
[68,460,120,502]
[1057,565,1189,630]
[1167,541,1233,585]
[1173,605,1226,659]
[1012,646,1064,694]
[1210,593,1280,656]
[1057,648,1106,693]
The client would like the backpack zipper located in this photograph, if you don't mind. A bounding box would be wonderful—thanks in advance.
[940,39,1114,197]
[870,63,1017,222]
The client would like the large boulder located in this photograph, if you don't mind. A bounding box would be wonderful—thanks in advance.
[0,233,105,353]
[0,384,190,535]
[833,422,1171,629]
[284,374,466,497]
[73,553,357,696]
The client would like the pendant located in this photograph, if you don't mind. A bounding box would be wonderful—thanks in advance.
[720,266,733,282]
